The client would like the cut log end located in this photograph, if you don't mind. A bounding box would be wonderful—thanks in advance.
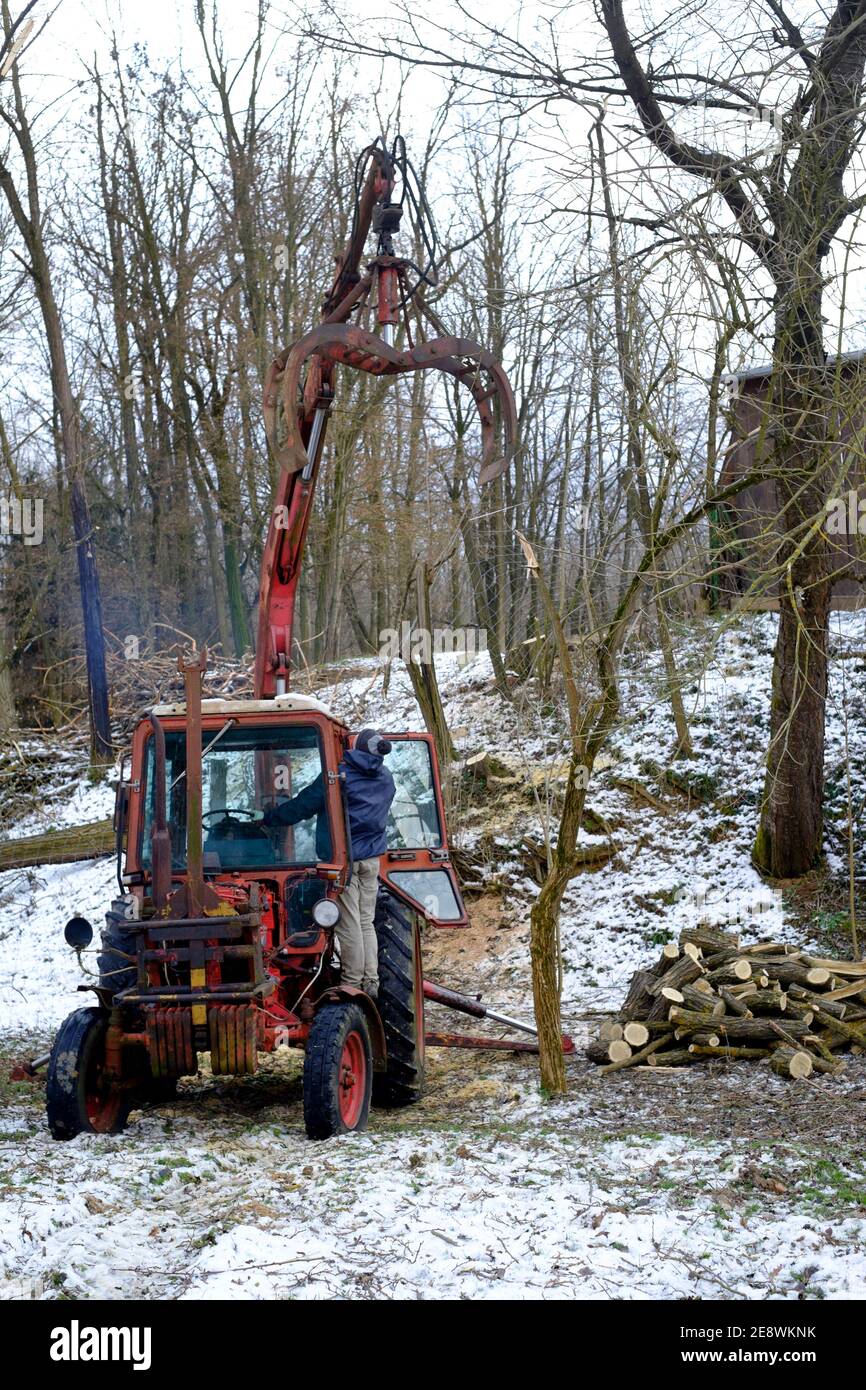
[805,967,831,987]
[623,1022,650,1048]
[769,1047,813,1079]
[607,938,860,1077]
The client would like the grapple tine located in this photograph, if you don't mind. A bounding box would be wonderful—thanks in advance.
[266,324,517,485]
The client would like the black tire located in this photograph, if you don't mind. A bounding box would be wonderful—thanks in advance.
[97,919,137,1000]
[372,890,426,1107]
[303,1002,372,1140]
[46,1007,131,1140]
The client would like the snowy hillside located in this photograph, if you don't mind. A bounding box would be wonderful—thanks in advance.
[1,612,865,1300]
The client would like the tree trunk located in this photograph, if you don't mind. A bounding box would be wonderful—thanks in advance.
[755,255,833,875]
[754,567,831,875]
[0,32,112,760]
[405,559,457,770]
[529,750,584,1094]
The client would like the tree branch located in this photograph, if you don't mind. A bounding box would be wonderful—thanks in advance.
[599,0,774,263]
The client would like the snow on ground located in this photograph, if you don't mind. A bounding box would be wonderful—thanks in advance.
[1,612,865,1300]
[0,738,116,841]
[2,1053,864,1301]
[0,857,117,1033]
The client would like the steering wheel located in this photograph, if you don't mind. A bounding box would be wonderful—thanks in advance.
[202,807,259,822]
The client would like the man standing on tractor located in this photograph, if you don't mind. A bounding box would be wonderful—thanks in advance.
[264,728,396,1000]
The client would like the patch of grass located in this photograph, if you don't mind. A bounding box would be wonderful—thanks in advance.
[191,1228,220,1250]
[707,819,739,844]
[149,1168,175,1186]
[644,927,675,946]
[0,1036,51,1114]
[799,1158,866,1211]
[812,908,850,937]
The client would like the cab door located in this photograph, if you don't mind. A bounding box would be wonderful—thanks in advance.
[375,733,468,927]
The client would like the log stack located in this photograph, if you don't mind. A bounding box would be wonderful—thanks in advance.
[587,926,866,1079]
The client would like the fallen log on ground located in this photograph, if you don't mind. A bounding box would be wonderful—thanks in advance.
[769,1047,813,1079]
[0,818,115,871]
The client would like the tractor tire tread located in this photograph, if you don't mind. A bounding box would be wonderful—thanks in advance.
[97,920,137,1000]
[303,1002,372,1140]
[45,1006,130,1140]
[373,890,425,1107]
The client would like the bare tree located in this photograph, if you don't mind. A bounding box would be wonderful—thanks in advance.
[308,1,866,876]
[0,2,111,758]
[598,0,866,875]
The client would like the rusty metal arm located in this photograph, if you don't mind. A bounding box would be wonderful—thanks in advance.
[149,714,171,910]
[253,393,332,699]
[254,136,517,699]
[423,979,575,1053]
[321,144,395,319]
[267,323,517,486]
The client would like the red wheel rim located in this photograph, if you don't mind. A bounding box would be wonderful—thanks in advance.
[84,1044,123,1133]
[338,1030,367,1128]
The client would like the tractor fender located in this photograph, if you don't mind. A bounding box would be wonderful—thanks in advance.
[318,986,386,1071]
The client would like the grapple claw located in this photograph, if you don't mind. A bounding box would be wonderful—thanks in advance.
[265,324,517,485]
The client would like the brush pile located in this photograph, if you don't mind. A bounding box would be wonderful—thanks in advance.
[588,925,866,1078]
[107,648,254,732]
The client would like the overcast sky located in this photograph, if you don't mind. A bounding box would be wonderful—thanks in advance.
[6,0,866,369]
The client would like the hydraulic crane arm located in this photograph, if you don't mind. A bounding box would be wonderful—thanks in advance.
[254,136,518,699]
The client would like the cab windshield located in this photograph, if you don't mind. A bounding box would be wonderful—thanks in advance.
[141,722,332,870]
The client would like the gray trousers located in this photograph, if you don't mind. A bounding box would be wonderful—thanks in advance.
[336,856,380,990]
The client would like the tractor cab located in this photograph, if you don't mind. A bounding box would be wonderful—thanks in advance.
[120,694,466,931]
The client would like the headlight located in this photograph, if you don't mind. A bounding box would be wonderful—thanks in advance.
[312,898,340,928]
[64,916,93,949]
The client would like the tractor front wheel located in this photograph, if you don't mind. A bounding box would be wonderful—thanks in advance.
[46,1007,131,1140]
[303,1003,372,1140]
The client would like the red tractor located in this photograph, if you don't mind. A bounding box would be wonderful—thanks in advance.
[43,138,528,1141]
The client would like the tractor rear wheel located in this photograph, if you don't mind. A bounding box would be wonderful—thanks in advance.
[303,1002,373,1139]
[46,1007,131,1139]
[372,890,426,1108]
[97,920,137,1000]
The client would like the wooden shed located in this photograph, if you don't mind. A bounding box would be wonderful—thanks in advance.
[715,351,866,609]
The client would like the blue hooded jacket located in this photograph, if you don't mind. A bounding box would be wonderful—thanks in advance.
[267,747,396,862]
[340,748,396,858]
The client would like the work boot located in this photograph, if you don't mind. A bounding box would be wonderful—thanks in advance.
[364,980,379,1002]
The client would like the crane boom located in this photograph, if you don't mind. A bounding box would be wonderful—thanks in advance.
[254,137,517,699]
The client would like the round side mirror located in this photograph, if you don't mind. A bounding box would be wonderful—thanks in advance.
[312,898,340,929]
[64,916,93,950]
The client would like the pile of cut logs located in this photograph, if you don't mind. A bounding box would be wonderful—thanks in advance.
[587,926,866,1078]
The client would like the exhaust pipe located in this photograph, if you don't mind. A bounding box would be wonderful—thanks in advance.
[149,714,171,910]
